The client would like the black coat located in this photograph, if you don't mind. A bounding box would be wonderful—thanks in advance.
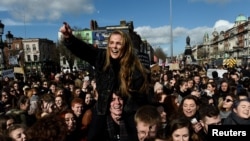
[223,111,250,125]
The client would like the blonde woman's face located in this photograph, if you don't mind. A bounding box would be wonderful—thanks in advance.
[108,34,123,59]
[222,96,233,109]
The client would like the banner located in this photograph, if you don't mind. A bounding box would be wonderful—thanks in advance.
[1,69,15,78]
[207,69,228,78]
[14,67,25,74]
[137,52,150,69]
[9,56,19,65]
[169,63,180,70]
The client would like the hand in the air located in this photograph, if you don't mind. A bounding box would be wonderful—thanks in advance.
[59,22,72,38]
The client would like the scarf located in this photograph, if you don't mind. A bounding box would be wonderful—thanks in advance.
[106,115,128,141]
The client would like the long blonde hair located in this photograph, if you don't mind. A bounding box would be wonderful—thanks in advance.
[103,30,148,97]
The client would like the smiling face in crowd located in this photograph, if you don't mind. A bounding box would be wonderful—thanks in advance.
[234,100,250,119]
[108,33,124,59]
[182,99,198,118]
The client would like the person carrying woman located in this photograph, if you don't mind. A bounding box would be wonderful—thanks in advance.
[60,22,150,141]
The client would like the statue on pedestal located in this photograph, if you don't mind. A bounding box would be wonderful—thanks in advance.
[186,36,190,46]
[183,36,196,65]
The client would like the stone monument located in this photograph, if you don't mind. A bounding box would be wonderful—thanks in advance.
[183,36,196,65]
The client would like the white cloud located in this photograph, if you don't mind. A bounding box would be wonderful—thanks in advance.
[213,20,234,31]
[2,18,26,26]
[0,0,95,22]
[135,19,234,55]
[135,26,170,46]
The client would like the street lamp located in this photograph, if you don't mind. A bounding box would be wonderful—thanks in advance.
[6,31,13,48]
[0,20,4,49]
[0,20,14,69]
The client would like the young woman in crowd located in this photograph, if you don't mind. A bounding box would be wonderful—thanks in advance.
[175,78,189,103]
[217,93,236,122]
[200,76,209,92]
[26,114,68,141]
[70,86,83,102]
[0,89,13,114]
[6,95,35,127]
[155,103,168,140]
[163,93,179,121]
[165,116,201,141]
[175,95,202,133]
[59,109,82,141]
[83,92,95,110]
[160,73,169,86]
[187,78,195,93]
[0,114,15,135]
[7,124,26,141]
[204,82,220,107]
[218,80,230,98]
[35,94,55,119]
[54,95,69,114]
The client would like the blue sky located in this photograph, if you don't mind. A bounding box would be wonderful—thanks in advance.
[0,0,249,56]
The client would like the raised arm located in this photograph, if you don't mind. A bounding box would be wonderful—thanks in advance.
[59,22,99,66]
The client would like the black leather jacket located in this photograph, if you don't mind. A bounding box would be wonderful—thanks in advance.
[63,36,149,115]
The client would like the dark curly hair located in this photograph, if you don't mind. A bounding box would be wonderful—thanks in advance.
[25,114,68,141]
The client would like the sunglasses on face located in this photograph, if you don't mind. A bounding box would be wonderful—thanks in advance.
[223,98,233,103]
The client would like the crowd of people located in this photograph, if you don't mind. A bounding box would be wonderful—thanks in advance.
[0,22,250,141]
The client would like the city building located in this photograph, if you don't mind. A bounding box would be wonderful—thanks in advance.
[194,14,250,67]
[22,38,59,74]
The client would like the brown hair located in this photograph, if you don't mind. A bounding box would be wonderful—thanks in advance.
[26,114,67,141]
[134,105,161,128]
[163,93,179,117]
[103,30,148,97]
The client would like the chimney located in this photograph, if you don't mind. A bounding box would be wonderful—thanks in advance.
[120,20,126,26]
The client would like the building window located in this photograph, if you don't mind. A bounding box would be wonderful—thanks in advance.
[27,55,31,61]
[26,45,30,51]
[32,44,36,51]
[34,55,38,61]
[15,44,20,50]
